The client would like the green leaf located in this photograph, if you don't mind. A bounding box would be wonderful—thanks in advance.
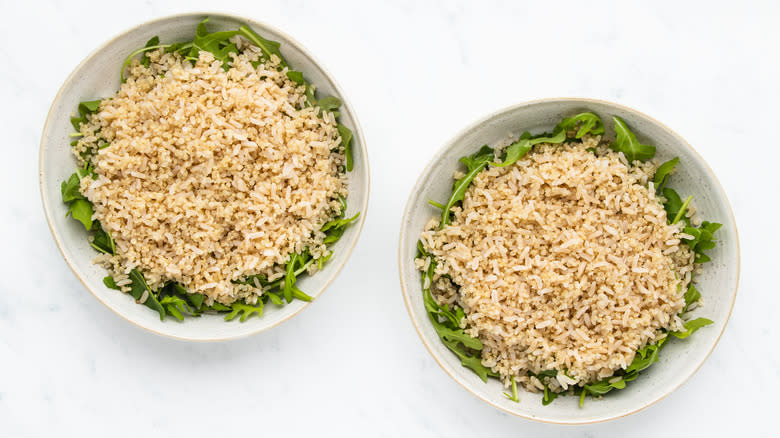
[440,146,495,227]
[187,293,204,310]
[265,291,283,306]
[321,212,360,233]
[653,157,679,192]
[681,221,721,265]
[662,188,691,226]
[91,226,116,255]
[128,269,165,320]
[66,199,94,230]
[103,276,119,290]
[140,36,160,68]
[283,253,298,303]
[238,25,287,68]
[207,302,232,312]
[317,96,342,117]
[160,295,198,321]
[70,100,102,131]
[503,376,520,403]
[337,124,354,171]
[554,112,605,139]
[542,384,558,405]
[61,173,84,203]
[490,130,565,168]
[610,116,656,162]
[670,318,713,339]
[224,301,264,322]
[683,284,701,312]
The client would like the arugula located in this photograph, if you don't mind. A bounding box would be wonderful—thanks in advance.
[554,112,605,139]
[653,157,679,192]
[417,241,493,381]
[661,188,690,226]
[439,146,494,228]
[225,301,264,322]
[683,284,701,312]
[103,276,119,290]
[611,116,656,162]
[70,100,101,131]
[338,124,354,172]
[491,130,566,168]
[681,221,722,263]
[128,269,165,320]
[317,96,342,118]
[160,295,199,321]
[670,317,713,339]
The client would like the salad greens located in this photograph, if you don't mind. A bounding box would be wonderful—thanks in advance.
[62,18,359,323]
[422,112,720,406]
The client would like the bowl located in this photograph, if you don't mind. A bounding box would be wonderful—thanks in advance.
[398,98,738,423]
[39,12,369,341]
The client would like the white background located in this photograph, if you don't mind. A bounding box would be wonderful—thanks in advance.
[2,0,778,436]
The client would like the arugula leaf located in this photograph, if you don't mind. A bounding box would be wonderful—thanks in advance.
[188,293,205,310]
[317,96,342,117]
[653,157,679,192]
[662,188,691,226]
[542,384,559,405]
[140,36,160,68]
[103,276,119,290]
[337,124,354,171]
[91,225,116,255]
[610,116,656,162]
[128,269,165,320]
[681,221,721,264]
[670,318,713,339]
[120,41,171,82]
[66,199,94,231]
[321,212,360,232]
[206,302,232,312]
[440,146,495,228]
[61,173,84,203]
[491,130,566,168]
[282,253,298,303]
[160,295,199,321]
[683,284,701,311]
[265,291,283,306]
[554,112,605,139]
[238,25,287,68]
[70,100,102,131]
[224,301,264,322]
[418,241,492,381]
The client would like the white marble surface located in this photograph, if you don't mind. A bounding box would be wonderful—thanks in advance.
[2,0,777,436]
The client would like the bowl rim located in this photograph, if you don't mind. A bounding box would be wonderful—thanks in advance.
[397,97,740,424]
[39,11,370,342]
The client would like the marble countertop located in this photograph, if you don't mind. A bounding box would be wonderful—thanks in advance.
[2,0,777,436]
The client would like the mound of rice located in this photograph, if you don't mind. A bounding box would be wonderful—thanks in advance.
[75,41,347,305]
[417,136,694,392]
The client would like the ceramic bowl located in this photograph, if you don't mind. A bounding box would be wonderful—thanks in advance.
[39,12,369,341]
[398,98,738,423]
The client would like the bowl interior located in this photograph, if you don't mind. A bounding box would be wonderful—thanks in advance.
[399,98,738,423]
[40,13,369,341]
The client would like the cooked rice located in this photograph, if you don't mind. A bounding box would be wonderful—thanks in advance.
[418,136,695,392]
[76,40,347,305]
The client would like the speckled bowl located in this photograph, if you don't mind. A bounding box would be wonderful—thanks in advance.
[398,98,738,423]
[39,12,369,341]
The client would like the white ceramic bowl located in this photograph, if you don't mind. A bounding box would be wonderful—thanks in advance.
[39,12,369,341]
[399,98,739,423]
